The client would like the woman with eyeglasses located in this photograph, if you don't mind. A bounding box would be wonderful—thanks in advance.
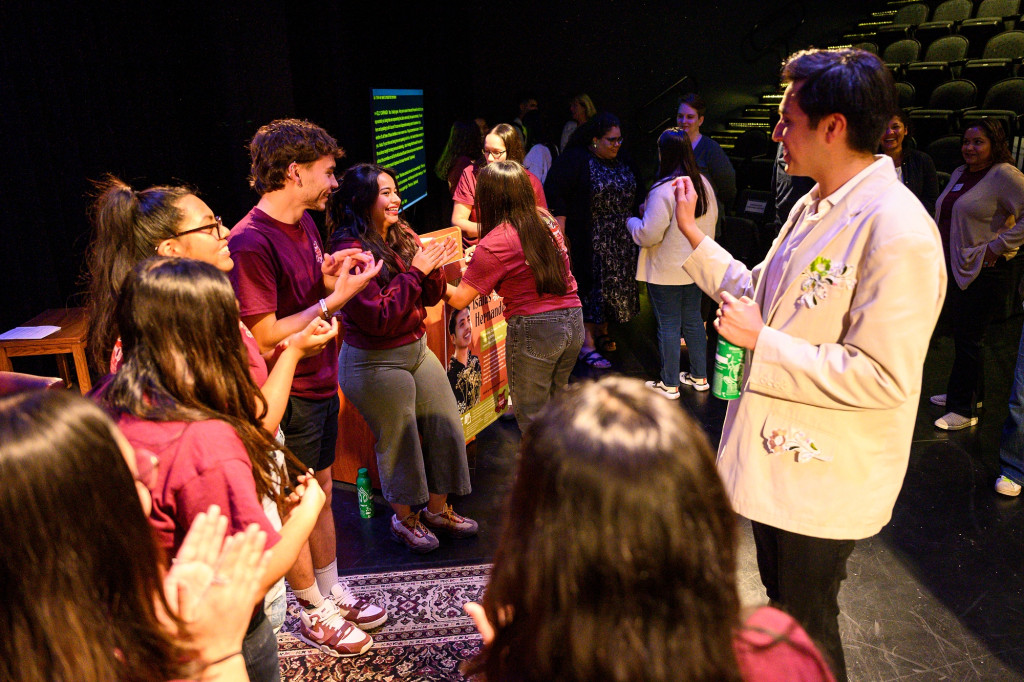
[84,176,375,435]
[451,123,547,245]
[544,111,642,369]
[0,389,272,682]
[84,178,387,661]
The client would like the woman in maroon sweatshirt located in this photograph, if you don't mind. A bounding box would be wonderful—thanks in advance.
[327,163,477,554]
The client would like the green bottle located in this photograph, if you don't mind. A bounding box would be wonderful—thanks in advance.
[712,337,744,400]
[356,468,374,519]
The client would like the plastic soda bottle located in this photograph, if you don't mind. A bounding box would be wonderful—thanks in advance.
[712,337,744,400]
[356,467,374,519]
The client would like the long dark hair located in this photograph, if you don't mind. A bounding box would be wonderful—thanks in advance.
[435,120,482,181]
[466,376,744,682]
[652,127,710,218]
[476,161,568,297]
[0,390,195,682]
[326,163,417,286]
[99,257,300,507]
[85,175,192,373]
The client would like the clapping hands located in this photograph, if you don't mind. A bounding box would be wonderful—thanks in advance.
[163,506,271,664]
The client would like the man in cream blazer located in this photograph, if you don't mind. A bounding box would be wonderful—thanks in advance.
[675,49,945,682]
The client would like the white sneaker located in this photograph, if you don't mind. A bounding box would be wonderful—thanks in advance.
[934,412,979,430]
[995,475,1022,497]
[645,380,680,399]
[680,372,710,392]
[328,582,387,630]
[297,600,372,657]
[930,394,982,408]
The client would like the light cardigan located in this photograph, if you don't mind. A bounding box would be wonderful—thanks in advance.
[627,175,718,285]
[936,162,1024,290]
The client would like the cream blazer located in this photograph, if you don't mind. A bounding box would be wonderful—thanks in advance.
[627,175,718,285]
[684,156,946,540]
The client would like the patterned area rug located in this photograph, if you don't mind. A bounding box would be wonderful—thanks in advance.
[278,564,489,681]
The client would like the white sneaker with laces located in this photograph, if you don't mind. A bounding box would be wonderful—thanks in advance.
[328,582,387,630]
[297,600,372,657]
[645,380,680,399]
[680,372,710,392]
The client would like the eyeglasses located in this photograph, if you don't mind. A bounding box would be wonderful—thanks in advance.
[134,450,160,490]
[176,216,224,238]
[602,136,624,146]
[483,148,507,159]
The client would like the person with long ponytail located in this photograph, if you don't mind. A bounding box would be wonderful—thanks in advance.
[445,160,583,432]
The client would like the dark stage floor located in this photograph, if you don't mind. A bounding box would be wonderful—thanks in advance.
[331,291,1024,681]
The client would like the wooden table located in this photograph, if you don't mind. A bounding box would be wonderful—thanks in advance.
[0,308,91,393]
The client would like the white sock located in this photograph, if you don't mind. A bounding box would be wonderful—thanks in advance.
[293,582,325,611]
[314,560,339,597]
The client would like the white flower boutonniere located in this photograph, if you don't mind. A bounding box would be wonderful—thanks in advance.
[799,256,856,308]
[766,428,832,463]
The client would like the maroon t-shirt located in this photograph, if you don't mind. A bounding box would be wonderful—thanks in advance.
[117,415,281,558]
[228,208,338,399]
[452,163,548,223]
[733,607,836,681]
[331,229,446,349]
[462,217,580,318]
[447,155,474,195]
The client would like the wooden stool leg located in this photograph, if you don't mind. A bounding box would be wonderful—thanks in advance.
[56,354,72,387]
[71,345,92,394]
[0,348,11,372]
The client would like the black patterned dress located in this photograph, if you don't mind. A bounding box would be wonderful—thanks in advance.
[586,155,639,324]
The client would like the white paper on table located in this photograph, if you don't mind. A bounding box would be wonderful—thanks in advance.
[0,326,61,341]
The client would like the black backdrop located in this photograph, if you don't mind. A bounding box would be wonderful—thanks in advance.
[0,0,863,335]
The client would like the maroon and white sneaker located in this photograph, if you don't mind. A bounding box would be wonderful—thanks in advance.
[328,582,388,630]
[420,504,479,538]
[297,600,372,657]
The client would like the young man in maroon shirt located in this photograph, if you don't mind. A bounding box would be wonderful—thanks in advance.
[229,118,386,657]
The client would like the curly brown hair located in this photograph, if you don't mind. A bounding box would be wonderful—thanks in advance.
[248,118,344,195]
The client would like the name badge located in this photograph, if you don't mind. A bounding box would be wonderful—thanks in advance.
[952,183,964,192]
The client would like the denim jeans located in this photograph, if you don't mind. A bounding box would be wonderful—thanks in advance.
[242,608,281,682]
[646,282,707,387]
[999,319,1024,484]
[506,307,584,433]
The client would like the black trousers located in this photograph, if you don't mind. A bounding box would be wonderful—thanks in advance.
[751,521,856,682]
[943,258,1012,417]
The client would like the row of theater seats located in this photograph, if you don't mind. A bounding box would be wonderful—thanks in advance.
[871,30,1024,103]
[849,0,1022,60]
